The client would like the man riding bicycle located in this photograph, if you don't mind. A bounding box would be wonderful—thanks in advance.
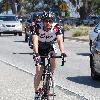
[32,12,66,100]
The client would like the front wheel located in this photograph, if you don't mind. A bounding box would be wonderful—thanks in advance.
[42,73,55,100]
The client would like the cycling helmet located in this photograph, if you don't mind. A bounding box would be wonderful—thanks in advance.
[32,12,43,21]
[42,11,55,21]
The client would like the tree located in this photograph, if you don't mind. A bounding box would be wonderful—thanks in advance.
[70,0,100,19]
[0,0,10,14]
[90,0,100,15]
[0,1,3,13]
[9,0,16,14]
[69,0,76,6]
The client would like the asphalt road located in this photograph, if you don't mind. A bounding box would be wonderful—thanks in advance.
[0,34,100,100]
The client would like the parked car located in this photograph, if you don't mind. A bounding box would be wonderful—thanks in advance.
[83,16,99,26]
[90,31,100,80]
[0,14,22,36]
[89,23,100,51]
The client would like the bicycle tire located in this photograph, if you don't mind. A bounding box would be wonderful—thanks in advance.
[42,73,54,100]
[48,74,55,100]
[42,70,50,99]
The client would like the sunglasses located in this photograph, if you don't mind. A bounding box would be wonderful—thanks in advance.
[44,19,53,23]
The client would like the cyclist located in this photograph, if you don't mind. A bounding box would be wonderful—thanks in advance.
[32,12,66,100]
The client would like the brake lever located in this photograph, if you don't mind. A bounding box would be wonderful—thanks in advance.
[61,56,66,66]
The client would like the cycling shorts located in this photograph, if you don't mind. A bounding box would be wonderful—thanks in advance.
[38,42,57,66]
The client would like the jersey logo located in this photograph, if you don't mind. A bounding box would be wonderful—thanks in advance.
[46,35,53,39]
[40,33,45,38]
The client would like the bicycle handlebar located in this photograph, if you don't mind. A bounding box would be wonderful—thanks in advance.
[40,55,63,58]
[39,55,66,66]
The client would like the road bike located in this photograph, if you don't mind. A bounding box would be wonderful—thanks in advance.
[35,54,66,100]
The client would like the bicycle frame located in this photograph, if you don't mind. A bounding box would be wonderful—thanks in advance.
[42,55,53,99]
[37,55,66,100]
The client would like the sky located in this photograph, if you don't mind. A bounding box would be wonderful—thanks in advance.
[64,0,80,18]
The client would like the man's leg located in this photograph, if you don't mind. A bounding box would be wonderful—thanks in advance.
[50,58,56,74]
[34,65,43,92]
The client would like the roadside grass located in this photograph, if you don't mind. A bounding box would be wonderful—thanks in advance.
[64,24,93,37]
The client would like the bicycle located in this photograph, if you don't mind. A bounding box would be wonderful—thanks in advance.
[35,54,66,100]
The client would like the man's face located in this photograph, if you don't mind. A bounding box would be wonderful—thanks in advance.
[44,18,53,29]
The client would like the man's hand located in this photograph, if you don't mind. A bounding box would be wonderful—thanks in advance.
[33,53,41,62]
[61,53,67,57]
[61,53,67,66]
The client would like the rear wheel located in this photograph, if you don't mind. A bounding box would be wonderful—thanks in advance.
[0,33,1,36]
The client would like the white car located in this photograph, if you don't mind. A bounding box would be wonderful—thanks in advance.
[0,14,23,36]
[89,23,100,51]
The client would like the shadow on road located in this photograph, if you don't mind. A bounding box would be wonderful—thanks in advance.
[13,52,33,55]
[77,53,90,56]
[67,76,100,88]
[14,40,26,43]
[0,34,15,37]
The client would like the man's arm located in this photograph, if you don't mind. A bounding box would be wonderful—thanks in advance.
[56,34,65,53]
[32,35,38,53]
[53,23,65,53]
[31,21,40,54]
